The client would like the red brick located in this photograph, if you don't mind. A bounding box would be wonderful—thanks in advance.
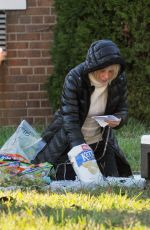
[7,34,17,41]
[33,117,46,124]
[40,83,46,91]
[21,68,33,75]
[7,15,19,24]
[0,69,9,84]
[41,100,51,107]
[27,8,50,16]
[18,50,41,58]
[1,2,55,127]
[0,84,15,92]
[26,100,40,107]
[8,59,28,66]
[40,32,54,40]
[34,67,46,75]
[0,101,5,108]
[7,42,29,50]
[32,16,44,24]
[44,15,56,24]
[0,118,10,126]
[21,117,34,125]
[7,118,22,126]
[19,16,32,24]
[37,0,53,6]
[6,10,26,16]
[8,117,33,126]
[6,76,28,84]
[51,7,55,15]
[1,109,27,117]
[30,41,52,49]
[0,110,2,116]
[27,75,48,83]
[26,24,48,33]
[15,84,39,91]
[41,50,50,57]
[27,0,37,7]
[7,51,17,58]
[7,25,26,33]
[46,67,54,75]
[0,92,27,100]
[28,107,51,116]
[29,58,51,66]
[17,34,41,41]
[0,100,27,108]
[28,91,47,99]
[9,68,21,75]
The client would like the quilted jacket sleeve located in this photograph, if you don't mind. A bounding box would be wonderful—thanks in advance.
[113,73,128,129]
[60,73,85,148]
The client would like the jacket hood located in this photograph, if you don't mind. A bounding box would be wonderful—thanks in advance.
[84,39,125,74]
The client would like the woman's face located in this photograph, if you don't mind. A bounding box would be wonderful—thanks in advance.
[93,65,118,85]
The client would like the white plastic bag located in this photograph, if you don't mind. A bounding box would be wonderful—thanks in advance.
[49,175,146,192]
[0,120,46,162]
[67,143,102,183]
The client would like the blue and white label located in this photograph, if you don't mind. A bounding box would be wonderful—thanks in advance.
[75,150,95,167]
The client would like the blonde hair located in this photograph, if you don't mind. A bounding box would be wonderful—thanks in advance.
[111,64,120,80]
[93,64,120,80]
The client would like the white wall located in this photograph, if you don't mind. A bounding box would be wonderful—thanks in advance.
[0,0,26,10]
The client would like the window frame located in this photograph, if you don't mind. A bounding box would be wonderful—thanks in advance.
[0,11,6,51]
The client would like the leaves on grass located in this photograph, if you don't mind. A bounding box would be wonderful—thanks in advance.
[0,196,14,203]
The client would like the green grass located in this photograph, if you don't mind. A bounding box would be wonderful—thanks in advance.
[0,118,150,229]
[0,189,149,229]
[116,118,149,172]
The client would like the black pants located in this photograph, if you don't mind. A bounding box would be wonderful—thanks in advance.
[55,141,119,180]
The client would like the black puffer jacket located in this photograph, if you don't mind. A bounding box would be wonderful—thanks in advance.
[34,40,132,176]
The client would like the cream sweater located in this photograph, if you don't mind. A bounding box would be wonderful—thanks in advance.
[81,74,108,144]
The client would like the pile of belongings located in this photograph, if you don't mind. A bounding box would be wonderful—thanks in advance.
[0,120,146,191]
[0,120,53,188]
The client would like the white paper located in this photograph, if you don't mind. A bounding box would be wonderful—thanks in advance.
[92,115,121,127]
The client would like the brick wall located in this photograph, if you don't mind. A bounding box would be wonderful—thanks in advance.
[0,0,56,126]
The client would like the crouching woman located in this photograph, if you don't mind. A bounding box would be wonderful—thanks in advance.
[32,39,132,180]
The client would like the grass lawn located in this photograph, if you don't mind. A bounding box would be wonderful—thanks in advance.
[0,118,150,229]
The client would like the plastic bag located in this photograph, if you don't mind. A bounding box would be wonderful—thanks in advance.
[0,162,52,186]
[0,120,46,162]
[49,175,146,192]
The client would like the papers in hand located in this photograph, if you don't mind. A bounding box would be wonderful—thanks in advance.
[92,115,121,127]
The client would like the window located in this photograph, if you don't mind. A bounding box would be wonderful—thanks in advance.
[0,0,26,10]
[0,11,6,51]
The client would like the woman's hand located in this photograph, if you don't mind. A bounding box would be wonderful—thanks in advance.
[105,119,121,128]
